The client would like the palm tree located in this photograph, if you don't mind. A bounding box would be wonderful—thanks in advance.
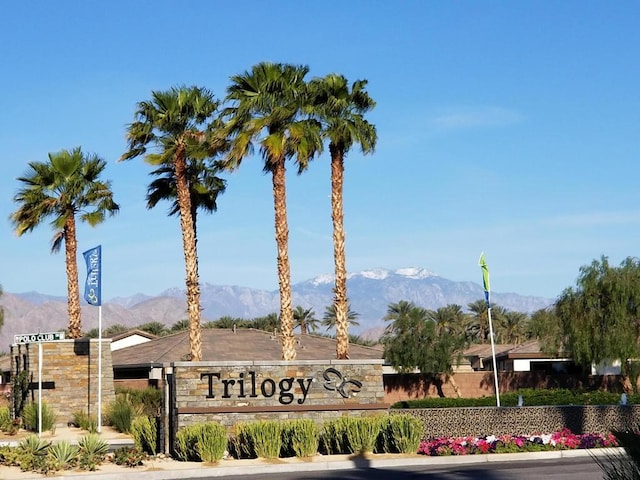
[293,306,320,334]
[223,62,323,360]
[137,321,168,337]
[11,148,119,338]
[322,302,360,333]
[0,284,4,333]
[309,74,376,359]
[467,299,491,344]
[103,324,129,336]
[428,304,469,338]
[121,86,222,361]
[146,158,226,243]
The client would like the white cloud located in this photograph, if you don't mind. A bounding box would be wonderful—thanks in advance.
[429,106,525,130]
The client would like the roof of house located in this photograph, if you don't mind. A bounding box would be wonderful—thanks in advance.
[463,344,518,358]
[110,329,158,342]
[111,328,384,367]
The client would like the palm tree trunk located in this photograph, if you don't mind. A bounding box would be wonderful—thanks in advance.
[65,215,82,339]
[272,158,296,361]
[174,147,202,361]
[330,145,349,359]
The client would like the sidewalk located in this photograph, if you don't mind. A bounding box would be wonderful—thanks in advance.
[0,431,624,480]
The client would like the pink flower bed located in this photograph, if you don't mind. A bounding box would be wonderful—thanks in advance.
[417,428,617,456]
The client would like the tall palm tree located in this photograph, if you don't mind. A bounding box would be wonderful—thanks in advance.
[309,74,376,359]
[428,304,469,338]
[223,62,323,360]
[121,86,222,361]
[322,302,360,333]
[467,299,491,344]
[293,305,320,334]
[11,148,119,338]
[0,284,4,333]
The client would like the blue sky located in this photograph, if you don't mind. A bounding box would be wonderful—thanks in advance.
[1,1,638,301]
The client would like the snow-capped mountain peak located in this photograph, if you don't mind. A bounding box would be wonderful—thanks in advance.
[394,267,438,279]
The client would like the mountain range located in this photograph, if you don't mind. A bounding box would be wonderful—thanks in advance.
[0,267,554,350]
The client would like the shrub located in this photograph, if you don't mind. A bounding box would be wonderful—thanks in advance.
[595,429,640,480]
[131,415,157,454]
[71,410,98,433]
[343,416,383,454]
[112,446,147,467]
[16,434,51,472]
[175,425,200,462]
[114,386,162,417]
[391,388,640,409]
[21,401,58,434]
[105,395,134,433]
[282,419,319,458]
[384,414,423,454]
[236,420,283,459]
[0,406,11,431]
[77,433,109,471]
[319,417,350,455]
[195,422,228,463]
[48,441,78,470]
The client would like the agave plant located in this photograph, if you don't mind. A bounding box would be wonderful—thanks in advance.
[16,434,51,471]
[77,433,109,471]
[48,441,78,470]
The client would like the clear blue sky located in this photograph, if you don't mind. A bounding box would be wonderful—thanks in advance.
[1,1,638,300]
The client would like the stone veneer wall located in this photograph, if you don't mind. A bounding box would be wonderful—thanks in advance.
[171,360,387,432]
[10,339,116,424]
[395,405,640,438]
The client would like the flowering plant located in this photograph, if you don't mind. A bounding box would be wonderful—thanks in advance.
[417,429,617,456]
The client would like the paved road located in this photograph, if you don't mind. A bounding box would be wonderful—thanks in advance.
[190,457,606,480]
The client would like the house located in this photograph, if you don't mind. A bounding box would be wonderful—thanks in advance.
[109,329,157,351]
[463,340,577,374]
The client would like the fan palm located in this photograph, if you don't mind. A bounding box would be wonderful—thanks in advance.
[293,306,320,335]
[223,62,323,360]
[322,302,360,333]
[0,284,4,332]
[309,74,376,359]
[121,85,222,361]
[11,148,119,338]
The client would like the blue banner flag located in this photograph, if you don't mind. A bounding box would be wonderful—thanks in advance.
[83,245,102,306]
[478,252,491,307]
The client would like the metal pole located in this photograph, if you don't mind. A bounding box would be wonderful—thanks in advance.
[38,341,42,437]
[487,306,501,407]
[97,305,102,433]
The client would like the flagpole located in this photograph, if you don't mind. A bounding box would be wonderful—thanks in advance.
[487,306,501,407]
[97,305,102,433]
[479,252,501,407]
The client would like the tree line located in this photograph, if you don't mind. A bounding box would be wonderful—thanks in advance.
[9,62,376,362]
[382,256,640,394]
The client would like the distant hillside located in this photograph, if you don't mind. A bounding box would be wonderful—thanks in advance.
[0,267,553,350]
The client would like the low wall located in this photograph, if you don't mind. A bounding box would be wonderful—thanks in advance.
[169,360,387,444]
[384,372,626,403]
[396,405,640,438]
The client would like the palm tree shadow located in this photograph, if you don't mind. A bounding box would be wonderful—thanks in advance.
[302,462,511,479]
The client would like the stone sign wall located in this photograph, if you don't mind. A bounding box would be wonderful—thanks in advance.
[170,360,387,432]
[10,339,116,424]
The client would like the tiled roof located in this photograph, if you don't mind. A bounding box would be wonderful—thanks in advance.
[110,329,158,342]
[112,328,384,367]
[463,344,518,358]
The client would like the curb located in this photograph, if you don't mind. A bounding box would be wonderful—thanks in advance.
[48,447,626,480]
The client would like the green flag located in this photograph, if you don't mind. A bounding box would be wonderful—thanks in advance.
[478,252,490,307]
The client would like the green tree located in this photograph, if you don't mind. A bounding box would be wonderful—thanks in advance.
[212,316,249,329]
[249,313,280,332]
[121,85,222,361]
[309,74,377,359]
[11,148,119,338]
[322,303,360,333]
[146,158,226,246]
[556,256,640,391]
[495,310,529,344]
[381,301,466,397]
[427,304,469,338]
[137,321,168,337]
[103,324,129,336]
[223,62,323,360]
[170,319,190,332]
[293,306,320,335]
[0,285,4,334]
[529,307,564,356]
